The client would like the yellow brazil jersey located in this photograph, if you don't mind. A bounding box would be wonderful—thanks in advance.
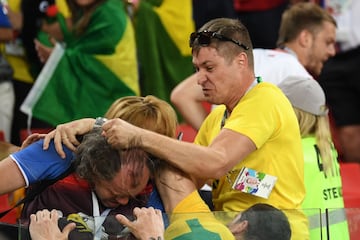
[194,82,309,240]
[165,191,235,240]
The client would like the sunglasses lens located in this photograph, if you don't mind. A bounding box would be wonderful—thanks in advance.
[189,31,213,47]
[189,32,198,47]
[198,33,211,45]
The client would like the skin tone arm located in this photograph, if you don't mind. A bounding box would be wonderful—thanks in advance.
[103,118,256,182]
[6,8,22,31]
[170,73,208,130]
[0,28,13,41]
[0,157,25,195]
[43,117,256,183]
[34,38,55,63]
[116,207,165,240]
[0,133,46,195]
[29,209,76,240]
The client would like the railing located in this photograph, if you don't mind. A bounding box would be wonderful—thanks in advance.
[0,208,358,240]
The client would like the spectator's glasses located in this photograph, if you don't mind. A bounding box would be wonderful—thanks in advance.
[189,31,249,50]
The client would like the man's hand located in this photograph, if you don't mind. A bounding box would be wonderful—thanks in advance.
[116,207,164,240]
[29,209,75,240]
[102,118,142,149]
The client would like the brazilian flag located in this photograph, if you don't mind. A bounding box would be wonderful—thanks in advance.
[21,0,139,126]
[135,0,195,104]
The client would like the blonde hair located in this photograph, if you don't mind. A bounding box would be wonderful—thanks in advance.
[294,108,334,176]
[104,95,178,138]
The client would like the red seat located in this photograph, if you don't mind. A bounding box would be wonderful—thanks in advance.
[0,194,17,224]
[19,128,53,143]
[176,123,197,143]
[340,162,360,208]
[0,131,18,224]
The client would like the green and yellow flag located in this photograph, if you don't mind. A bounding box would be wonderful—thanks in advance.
[135,0,195,104]
[21,0,139,126]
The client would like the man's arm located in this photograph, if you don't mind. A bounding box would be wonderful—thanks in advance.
[0,28,12,41]
[103,119,256,181]
[170,73,208,130]
[0,157,26,195]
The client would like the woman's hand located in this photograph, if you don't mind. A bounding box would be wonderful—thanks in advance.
[43,118,96,158]
[21,133,46,149]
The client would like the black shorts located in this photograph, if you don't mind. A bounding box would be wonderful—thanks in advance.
[318,46,360,126]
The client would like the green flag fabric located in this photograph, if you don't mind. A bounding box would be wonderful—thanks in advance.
[135,0,195,104]
[21,0,139,126]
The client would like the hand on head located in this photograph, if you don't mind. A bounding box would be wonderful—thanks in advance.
[43,118,96,158]
[21,133,47,149]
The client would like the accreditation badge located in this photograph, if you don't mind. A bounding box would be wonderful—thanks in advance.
[232,167,277,199]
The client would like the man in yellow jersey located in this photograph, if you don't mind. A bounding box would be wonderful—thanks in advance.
[48,18,308,239]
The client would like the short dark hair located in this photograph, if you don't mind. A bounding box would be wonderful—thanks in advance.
[239,203,291,240]
[192,18,254,69]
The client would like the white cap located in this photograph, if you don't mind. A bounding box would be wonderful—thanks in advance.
[278,76,328,116]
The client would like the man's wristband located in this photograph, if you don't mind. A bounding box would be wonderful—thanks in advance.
[94,117,107,128]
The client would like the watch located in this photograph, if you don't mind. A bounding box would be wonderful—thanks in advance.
[94,117,108,128]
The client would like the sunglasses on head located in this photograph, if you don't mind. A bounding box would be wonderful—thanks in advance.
[189,31,249,50]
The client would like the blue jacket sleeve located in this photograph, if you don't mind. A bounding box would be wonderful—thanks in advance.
[10,139,74,186]
[0,5,11,28]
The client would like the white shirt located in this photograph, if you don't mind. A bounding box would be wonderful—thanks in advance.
[326,0,360,50]
[253,48,313,85]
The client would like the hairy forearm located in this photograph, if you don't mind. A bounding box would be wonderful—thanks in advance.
[140,129,229,180]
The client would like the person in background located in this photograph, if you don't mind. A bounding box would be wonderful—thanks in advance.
[318,0,360,163]
[20,0,139,130]
[278,76,349,240]
[0,1,15,142]
[46,18,308,239]
[233,0,289,49]
[171,2,336,131]
[3,0,69,146]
